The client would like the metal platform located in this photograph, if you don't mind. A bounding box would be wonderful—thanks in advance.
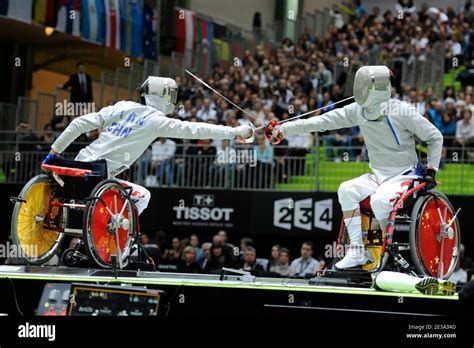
[0,265,461,318]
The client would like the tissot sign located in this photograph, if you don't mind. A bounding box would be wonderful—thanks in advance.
[172,193,235,227]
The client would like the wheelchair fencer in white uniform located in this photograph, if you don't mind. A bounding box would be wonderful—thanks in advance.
[11,77,253,269]
[269,66,444,270]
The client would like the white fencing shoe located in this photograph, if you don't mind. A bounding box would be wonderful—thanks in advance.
[335,245,369,269]
[374,271,457,295]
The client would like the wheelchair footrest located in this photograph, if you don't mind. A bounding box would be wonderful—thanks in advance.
[126,261,155,272]
[315,269,373,286]
[320,268,373,279]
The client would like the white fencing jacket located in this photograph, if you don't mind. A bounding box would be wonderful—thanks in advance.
[51,101,242,177]
[280,99,443,181]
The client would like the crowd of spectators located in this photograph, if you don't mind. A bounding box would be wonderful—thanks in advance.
[5,0,474,186]
[167,0,474,165]
[139,229,326,278]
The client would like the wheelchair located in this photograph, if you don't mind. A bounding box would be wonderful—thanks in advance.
[336,181,461,279]
[10,158,139,269]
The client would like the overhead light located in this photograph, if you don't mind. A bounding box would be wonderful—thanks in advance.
[45,27,55,36]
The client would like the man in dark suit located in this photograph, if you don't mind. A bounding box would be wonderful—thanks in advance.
[61,62,93,104]
[52,62,94,129]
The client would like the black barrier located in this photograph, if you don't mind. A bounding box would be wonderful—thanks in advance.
[139,187,342,256]
[1,184,474,259]
[141,188,341,237]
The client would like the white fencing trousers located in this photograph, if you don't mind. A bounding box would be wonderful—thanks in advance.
[116,179,151,215]
[337,173,415,220]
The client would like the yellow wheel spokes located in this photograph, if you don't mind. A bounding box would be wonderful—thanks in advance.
[17,181,60,257]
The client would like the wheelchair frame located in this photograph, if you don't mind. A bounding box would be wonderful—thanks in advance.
[336,181,461,279]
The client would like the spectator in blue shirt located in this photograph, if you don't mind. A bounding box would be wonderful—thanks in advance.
[316,92,335,113]
[428,99,443,129]
[289,241,320,277]
[354,0,367,16]
[189,233,204,264]
[255,135,273,188]
[256,135,273,164]
[439,111,457,137]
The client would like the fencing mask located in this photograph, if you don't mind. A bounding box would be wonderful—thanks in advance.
[140,76,178,115]
[353,65,392,120]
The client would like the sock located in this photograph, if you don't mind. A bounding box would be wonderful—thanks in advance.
[344,216,363,245]
[375,271,420,292]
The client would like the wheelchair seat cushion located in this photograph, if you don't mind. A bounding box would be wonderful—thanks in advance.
[41,157,107,178]
[41,164,93,177]
[359,196,372,212]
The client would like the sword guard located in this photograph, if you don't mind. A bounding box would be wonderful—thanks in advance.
[244,127,255,144]
[265,120,283,145]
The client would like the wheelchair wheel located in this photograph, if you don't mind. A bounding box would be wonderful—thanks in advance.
[11,174,66,264]
[83,179,136,269]
[409,191,461,279]
[61,248,80,267]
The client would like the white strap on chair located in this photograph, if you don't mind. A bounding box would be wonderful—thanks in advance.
[52,172,64,187]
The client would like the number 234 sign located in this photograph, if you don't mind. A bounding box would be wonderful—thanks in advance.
[273,198,333,231]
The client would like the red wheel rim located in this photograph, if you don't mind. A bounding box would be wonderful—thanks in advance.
[417,197,458,277]
[91,188,130,264]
